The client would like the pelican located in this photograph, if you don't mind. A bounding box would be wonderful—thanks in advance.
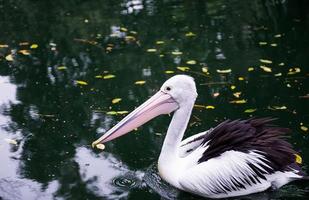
[92,75,307,198]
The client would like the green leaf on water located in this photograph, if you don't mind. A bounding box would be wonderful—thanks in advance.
[186,60,197,65]
[156,41,165,44]
[57,66,67,70]
[185,32,196,37]
[259,59,272,64]
[171,51,183,55]
[259,41,267,46]
[147,49,157,52]
[260,65,272,72]
[165,70,175,74]
[135,80,146,85]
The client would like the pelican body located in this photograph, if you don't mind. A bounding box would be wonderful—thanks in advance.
[92,75,307,198]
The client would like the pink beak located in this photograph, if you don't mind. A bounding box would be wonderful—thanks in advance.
[92,91,179,147]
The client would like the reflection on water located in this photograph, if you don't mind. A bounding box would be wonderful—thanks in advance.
[0,0,309,199]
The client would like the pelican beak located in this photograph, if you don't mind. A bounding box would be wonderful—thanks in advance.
[92,91,179,148]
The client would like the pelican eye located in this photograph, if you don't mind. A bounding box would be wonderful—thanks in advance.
[165,86,171,91]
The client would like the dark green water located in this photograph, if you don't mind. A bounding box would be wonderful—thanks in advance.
[0,0,309,199]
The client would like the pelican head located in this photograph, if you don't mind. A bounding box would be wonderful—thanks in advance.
[92,74,197,146]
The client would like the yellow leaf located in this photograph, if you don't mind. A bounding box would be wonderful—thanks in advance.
[230,99,247,104]
[4,138,17,145]
[295,154,302,164]
[259,41,267,45]
[112,98,122,104]
[287,67,301,75]
[103,74,116,79]
[202,67,209,73]
[171,51,183,55]
[278,62,285,66]
[269,106,287,110]
[216,69,232,73]
[300,126,308,132]
[274,73,282,77]
[75,80,88,85]
[233,92,241,98]
[270,43,277,47]
[206,105,215,109]
[125,36,136,41]
[57,66,67,70]
[95,75,103,78]
[96,144,105,150]
[159,54,164,57]
[156,41,165,44]
[18,50,31,55]
[5,54,13,61]
[238,77,245,81]
[248,67,254,71]
[135,80,146,85]
[177,66,190,72]
[213,92,220,97]
[106,111,118,115]
[0,44,9,48]
[244,108,257,113]
[120,27,128,32]
[194,104,206,109]
[259,59,272,64]
[186,60,197,65]
[230,85,236,90]
[260,65,272,72]
[185,32,196,37]
[117,111,129,115]
[165,70,175,74]
[30,44,38,49]
[147,48,157,52]
[274,34,282,38]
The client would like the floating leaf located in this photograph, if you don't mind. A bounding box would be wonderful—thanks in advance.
[112,98,122,104]
[274,34,282,38]
[117,111,129,115]
[120,27,128,32]
[147,48,157,52]
[75,80,88,85]
[186,60,197,65]
[270,43,277,47]
[278,62,285,66]
[96,143,105,150]
[171,51,183,55]
[57,66,67,70]
[206,105,215,109]
[274,73,282,77]
[260,65,272,72]
[95,75,103,78]
[18,50,30,55]
[4,138,17,145]
[259,41,267,46]
[185,32,196,37]
[103,74,116,79]
[30,44,38,49]
[5,54,13,61]
[287,83,291,88]
[135,80,146,85]
[300,126,308,132]
[213,92,220,97]
[194,104,206,109]
[165,70,175,74]
[233,92,241,98]
[202,67,209,74]
[156,41,165,44]
[287,67,301,75]
[177,66,190,72]
[216,69,232,73]
[295,154,302,164]
[230,99,247,104]
[106,111,118,115]
[238,77,245,81]
[230,85,236,90]
[248,67,254,71]
[259,59,272,64]
[268,105,287,110]
[0,44,9,48]
[244,108,257,113]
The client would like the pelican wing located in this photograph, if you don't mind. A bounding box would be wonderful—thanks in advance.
[179,130,211,157]
[178,118,304,198]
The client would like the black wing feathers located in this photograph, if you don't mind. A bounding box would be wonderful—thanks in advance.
[198,118,298,173]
